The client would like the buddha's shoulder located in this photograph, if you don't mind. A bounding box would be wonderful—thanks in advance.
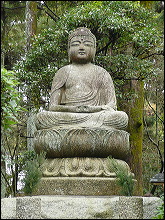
[54,65,71,77]
[93,64,109,74]
[57,65,70,72]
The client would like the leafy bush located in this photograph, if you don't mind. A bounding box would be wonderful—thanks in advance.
[108,156,135,196]
[21,151,46,195]
[1,68,26,130]
[152,194,164,219]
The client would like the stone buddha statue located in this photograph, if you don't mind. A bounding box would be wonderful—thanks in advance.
[35,27,128,131]
[33,27,133,179]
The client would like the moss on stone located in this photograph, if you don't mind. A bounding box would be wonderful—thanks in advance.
[93,209,114,219]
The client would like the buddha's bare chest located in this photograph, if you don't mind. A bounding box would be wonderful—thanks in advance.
[65,67,97,89]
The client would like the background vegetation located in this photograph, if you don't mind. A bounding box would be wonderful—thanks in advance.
[1,1,164,197]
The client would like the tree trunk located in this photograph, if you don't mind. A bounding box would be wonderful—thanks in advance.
[25,1,37,52]
[25,1,38,150]
[140,1,153,9]
[1,1,6,67]
[119,80,144,195]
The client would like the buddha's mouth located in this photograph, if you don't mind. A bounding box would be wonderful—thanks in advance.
[78,52,85,55]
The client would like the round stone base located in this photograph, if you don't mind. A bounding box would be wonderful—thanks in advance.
[32,177,138,196]
[34,128,130,159]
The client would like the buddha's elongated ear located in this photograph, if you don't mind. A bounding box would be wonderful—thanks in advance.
[68,49,71,63]
[92,48,96,63]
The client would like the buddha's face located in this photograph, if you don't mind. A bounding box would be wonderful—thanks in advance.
[69,36,96,64]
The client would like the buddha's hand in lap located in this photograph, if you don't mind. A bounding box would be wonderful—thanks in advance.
[49,105,116,113]
[75,105,102,113]
[49,105,103,113]
[49,105,77,112]
[101,105,115,111]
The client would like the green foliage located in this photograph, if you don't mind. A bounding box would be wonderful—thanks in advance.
[14,1,163,108]
[17,150,37,171]
[152,195,164,219]
[1,113,28,197]
[108,157,134,196]
[1,1,26,69]
[21,150,46,195]
[145,115,155,127]
[1,68,27,131]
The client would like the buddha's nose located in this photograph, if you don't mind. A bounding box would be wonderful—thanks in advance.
[79,43,85,50]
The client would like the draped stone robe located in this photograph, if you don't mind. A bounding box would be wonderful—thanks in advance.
[49,64,117,109]
[35,63,128,130]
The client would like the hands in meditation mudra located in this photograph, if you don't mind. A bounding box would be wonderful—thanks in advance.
[34,28,131,177]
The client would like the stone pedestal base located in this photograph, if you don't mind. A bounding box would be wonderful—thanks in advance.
[32,177,138,196]
[34,128,130,159]
[41,157,134,177]
[1,196,162,219]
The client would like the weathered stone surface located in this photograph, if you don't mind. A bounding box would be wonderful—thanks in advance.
[119,196,143,219]
[34,27,130,163]
[32,177,138,196]
[34,128,130,159]
[41,157,134,177]
[1,197,16,219]
[35,106,128,131]
[32,27,135,197]
[1,196,162,219]
[40,195,119,219]
[143,196,163,219]
[16,197,41,219]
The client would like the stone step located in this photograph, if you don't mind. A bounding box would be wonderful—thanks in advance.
[1,195,162,219]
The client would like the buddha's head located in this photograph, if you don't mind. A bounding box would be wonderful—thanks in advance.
[68,27,96,64]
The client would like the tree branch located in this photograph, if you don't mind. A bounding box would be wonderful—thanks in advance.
[1,170,13,195]
[3,133,12,157]
[113,42,133,51]
[1,6,26,10]
[143,116,164,197]
[114,77,142,80]
[143,116,164,165]
[43,1,59,19]
[37,5,57,22]
[141,51,164,59]
[145,96,164,124]
[96,40,112,54]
